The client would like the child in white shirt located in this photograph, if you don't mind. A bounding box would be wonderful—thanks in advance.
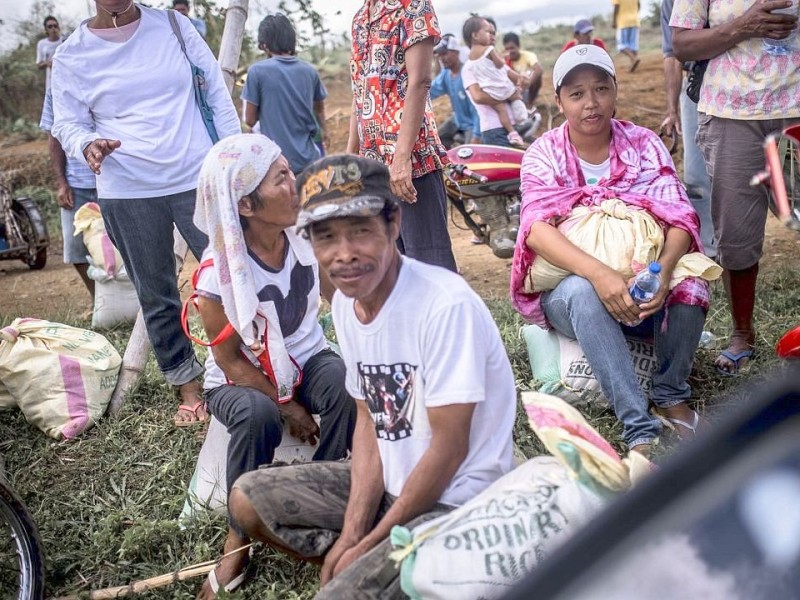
[464,16,529,146]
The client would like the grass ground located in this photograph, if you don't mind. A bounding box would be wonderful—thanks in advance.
[1,264,798,598]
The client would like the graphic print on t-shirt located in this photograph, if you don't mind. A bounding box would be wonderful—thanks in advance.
[358,362,417,441]
[256,260,313,337]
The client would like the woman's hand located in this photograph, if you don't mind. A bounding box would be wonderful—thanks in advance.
[589,267,642,325]
[631,270,671,321]
[82,138,121,174]
[389,156,417,203]
[279,400,319,445]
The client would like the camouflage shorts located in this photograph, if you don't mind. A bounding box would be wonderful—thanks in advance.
[233,461,450,599]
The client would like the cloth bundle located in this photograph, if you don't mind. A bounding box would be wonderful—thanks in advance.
[526,198,721,293]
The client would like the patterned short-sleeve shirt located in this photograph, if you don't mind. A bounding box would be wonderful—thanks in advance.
[670,0,800,119]
[350,0,449,177]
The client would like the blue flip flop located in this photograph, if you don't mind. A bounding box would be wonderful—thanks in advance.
[715,348,754,377]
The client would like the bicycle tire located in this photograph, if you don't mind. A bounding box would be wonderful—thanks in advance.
[768,136,800,225]
[0,478,45,600]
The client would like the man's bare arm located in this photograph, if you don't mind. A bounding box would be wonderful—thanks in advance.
[320,400,384,584]
[326,401,476,581]
[660,57,683,136]
[48,134,73,209]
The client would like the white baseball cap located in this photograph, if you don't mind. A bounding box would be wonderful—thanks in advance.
[434,35,460,54]
[553,44,616,91]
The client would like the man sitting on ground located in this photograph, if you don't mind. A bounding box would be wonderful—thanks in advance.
[561,19,608,53]
[228,155,517,598]
[502,31,543,109]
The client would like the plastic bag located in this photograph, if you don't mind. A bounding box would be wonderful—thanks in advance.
[91,266,140,328]
[0,319,121,439]
[180,415,320,523]
[522,324,656,404]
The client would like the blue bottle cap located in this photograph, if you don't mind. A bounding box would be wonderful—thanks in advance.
[648,262,662,273]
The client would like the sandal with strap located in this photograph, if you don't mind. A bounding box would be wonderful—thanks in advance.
[654,408,700,441]
[173,400,208,427]
[208,568,247,595]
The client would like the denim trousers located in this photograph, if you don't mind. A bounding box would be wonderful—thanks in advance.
[98,190,208,385]
[541,275,705,448]
[481,127,511,147]
[233,460,450,599]
[680,77,716,257]
[397,171,457,272]
[206,349,356,508]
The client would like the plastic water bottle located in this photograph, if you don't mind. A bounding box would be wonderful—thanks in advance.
[763,0,798,55]
[628,262,662,325]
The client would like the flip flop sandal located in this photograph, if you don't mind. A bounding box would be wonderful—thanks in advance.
[207,545,254,595]
[208,567,247,595]
[173,401,208,427]
[654,409,700,441]
[715,348,754,377]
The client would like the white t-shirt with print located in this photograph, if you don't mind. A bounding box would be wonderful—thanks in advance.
[331,258,516,507]
[195,231,328,391]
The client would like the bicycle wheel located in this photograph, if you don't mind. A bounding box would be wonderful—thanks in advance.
[0,478,44,600]
[767,135,800,230]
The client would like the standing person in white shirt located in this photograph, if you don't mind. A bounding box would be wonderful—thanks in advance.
[51,0,241,426]
[227,155,517,599]
[36,16,63,92]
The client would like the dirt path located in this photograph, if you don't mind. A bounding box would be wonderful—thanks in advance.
[1,51,797,319]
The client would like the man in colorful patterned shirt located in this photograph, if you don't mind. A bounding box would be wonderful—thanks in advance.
[671,0,799,375]
[346,0,457,272]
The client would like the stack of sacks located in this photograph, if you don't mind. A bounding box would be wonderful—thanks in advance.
[73,203,140,327]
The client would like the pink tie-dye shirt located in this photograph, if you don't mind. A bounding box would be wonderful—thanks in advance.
[510,119,710,328]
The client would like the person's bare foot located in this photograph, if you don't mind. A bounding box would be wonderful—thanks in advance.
[714,330,755,376]
[630,443,651,459]
[174,379,208,427]
[197,531,251,599]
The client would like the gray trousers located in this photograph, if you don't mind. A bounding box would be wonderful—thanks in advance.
[206,349,356,532]
[233,461,450,599]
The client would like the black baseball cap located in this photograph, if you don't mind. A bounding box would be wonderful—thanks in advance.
[295,155,395,229]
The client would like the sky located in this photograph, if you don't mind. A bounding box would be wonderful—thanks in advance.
[0,0,603,52]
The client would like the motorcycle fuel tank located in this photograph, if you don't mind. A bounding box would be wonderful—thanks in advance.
[444,144,525,199]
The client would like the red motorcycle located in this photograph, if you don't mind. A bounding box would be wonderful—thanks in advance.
[751,122,800,358]
[443,144,525,259]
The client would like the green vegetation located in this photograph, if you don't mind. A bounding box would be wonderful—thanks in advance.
[1,263,798,597]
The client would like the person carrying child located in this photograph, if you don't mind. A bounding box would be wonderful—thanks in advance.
[461,16,530,147]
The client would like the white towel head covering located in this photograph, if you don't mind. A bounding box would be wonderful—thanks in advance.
[194,134,300,401]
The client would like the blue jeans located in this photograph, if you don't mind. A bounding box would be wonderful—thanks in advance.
[541,275,705,448]
[397,171,457,272]
[206,349,356,534]
[481,127,511,147]
[681,77,716,257]
[99,190,208,385]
